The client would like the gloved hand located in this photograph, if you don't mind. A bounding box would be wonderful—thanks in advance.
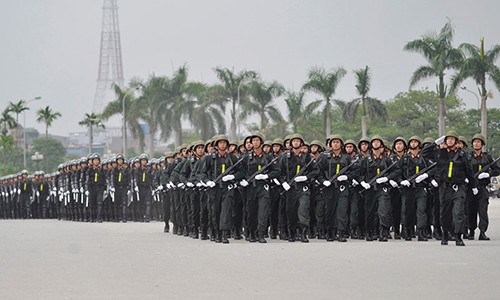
[206,181,216,188]
[127,191,131,195]
[282,182,291,191]
[80,187,84,193]
[322,180,331,187]
[352,179,359,187]
[134,186,139,192]
[361,181,371,190]
[36,191,40,197]
[85,191,90,196]
[196,182,203,188]
[431,179,438,187]
[435,135,446,145]
[478,172,490,180]
[400,180,411,187]
[240,180,249,187]
[17,189,21,195]
[273,178,281,185]
[222,174,235,182]
[294,175,308,183]
[472,188,479,195]
[110,187,115,192]
[186,182,194,188]
[389,180,398,188]
[376,177,388,184]
[177,183,185,188]
[255,174,269,181]
[415,173,428,183]
[158,185,164,191]
[337,175,348,182]
[464,178,469,184]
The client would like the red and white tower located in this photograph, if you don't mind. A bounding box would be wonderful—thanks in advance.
[93,0,124,113]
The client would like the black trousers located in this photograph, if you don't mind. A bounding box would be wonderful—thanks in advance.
[285,185,310,231]
[208,184,234,231]
[439,185,466,234]
[246,183,271,233]
[364,187,391,233]
[469,186,489,233]
[402,186,427,229]
[269,186,281,233]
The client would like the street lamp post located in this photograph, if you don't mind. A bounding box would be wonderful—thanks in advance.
[31,151,44,171]
[461,86,480,110]
[122,87,141,158]
[23,96,42,167]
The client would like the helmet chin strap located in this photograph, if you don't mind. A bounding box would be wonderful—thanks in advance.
[372,146,382,151]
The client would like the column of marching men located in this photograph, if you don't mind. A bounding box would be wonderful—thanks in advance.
[1,131,499,246]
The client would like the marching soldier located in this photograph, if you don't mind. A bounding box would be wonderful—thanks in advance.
[134,154,153,222]
[390,137,406,239]
[18,170,32,219]
[111,154,130,222]
[86,154,107,222]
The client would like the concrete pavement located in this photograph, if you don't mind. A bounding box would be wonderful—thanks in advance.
[1,199,500,300]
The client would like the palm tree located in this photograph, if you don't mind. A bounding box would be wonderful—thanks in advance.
[451,38,500,146]
[342,66,387,137]
[101,83,146,154]
[284,90,322,135]
[242,80,285,130]
[214,67,258,140]
[0,134,14,163]
[8,100,29,147]
[404,20,462,136]
[302,66,346,138]
[187,83,227,140]
[36,106,61,138]
[79,113,105,154]
[0,108,16,136]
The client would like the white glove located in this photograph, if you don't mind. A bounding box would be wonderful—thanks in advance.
[376,177,388,184]
[240,180,249,187]
[472,188,479,195]
[400,180,411,187]
[294,175,308,183]
[464,178,469,184]
[415,173,428,183]
[435,135,446,145]
[127,190,131,195]
[431,179,438,187]
[222,174,235,182]
[322,180,331,187]
[478,172,490,180]
[273,178,281,185]
[17,189,21,195]
[206,181,216,188]
[177,183,185,188]
[352,179,359,187]
[36,191,40,197]
[337,175,348,182]
[201,181,207,188]
[186,182,194,187]
[255,174,269,181]
[196,182,203,188]
[389,180,398,188]
[361,181,371,190]
[134,186,139,192]
[110,187,115,192]
[158,185,164,191]
[85,191,89,196]
[282,181,291,191]
[80,187,84,193]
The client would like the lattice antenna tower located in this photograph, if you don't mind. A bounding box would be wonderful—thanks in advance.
[93,0,124,113]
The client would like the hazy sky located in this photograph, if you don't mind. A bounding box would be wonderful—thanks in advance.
[1,0,499,137]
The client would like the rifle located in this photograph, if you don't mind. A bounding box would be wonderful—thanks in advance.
[320,157,359,191]
[406,162,437,185]
[212,155,246,184]
[280,156,316,195]
[244,156,280,185]
[474,156,500,178]
[362,160,399,192]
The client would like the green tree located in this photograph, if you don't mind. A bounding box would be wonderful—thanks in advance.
[214,67,258,140]
[36,106,61,138]
[79,113,105,155]
[8,100,29,147]
[0,107,16,136]
[342,66,387,137]
[242,80,284,131]
[302,66,346,138]
[101,83,146,155]
[451,38,500,146]
[186,83,226,140]
[29,137,66,172]
[284,90,322,137]
[0,134,22,176]
[404,20,462,136]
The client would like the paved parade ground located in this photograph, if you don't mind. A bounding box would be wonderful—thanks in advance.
[2,200,500,300]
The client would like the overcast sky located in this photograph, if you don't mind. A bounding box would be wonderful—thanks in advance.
[1,0,499,137]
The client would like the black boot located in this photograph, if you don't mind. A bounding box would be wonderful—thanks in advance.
[479,231,490,241]
[326,230,335,242]
[309,227,317,239]
[215,230,222,243]
[433,227,443,240]
[417,228,428,241]
[172,224,178,235]
[234,228,242,240]
[338,231,347,242]
[455,234,465,246]
[365,232,373,242]
[463,229,469,240]
[97,204,103,223]
[258,231,267,244]
[192,228,199,239]
[270,228,277,240]
[468,230,475,240]
[441,231,448,245]
[222,230,230,244]
[379,228,388,242]
[249,231,257,243]
[201,228,208,240]
[288,229,295,242]
[300,228,309,243]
